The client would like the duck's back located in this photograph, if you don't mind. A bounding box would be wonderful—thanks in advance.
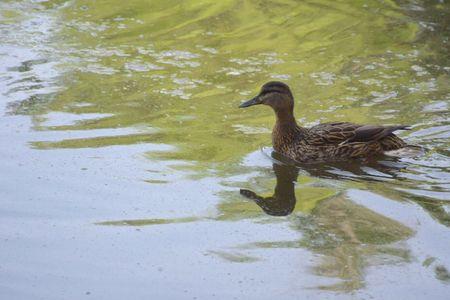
[278,122,409,162]
[307,122,408,146]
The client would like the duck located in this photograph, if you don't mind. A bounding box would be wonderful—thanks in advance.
[239,81,410,163]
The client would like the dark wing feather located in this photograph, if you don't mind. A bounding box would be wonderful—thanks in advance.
[346,125,410,143]
[306,122,361,145]
[306,122,409,146]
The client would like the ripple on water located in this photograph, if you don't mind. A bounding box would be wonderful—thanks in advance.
[310,72,336,86]
[423,101,449,113]
[125,61,164,72]
[39,112,115,127]
[82,63,117,75]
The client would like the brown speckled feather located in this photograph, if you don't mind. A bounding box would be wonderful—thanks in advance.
[273,122,409,162]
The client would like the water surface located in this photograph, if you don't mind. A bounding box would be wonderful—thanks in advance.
[1,0,450,299]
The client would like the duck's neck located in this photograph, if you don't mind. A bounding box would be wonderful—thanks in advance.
[275,109,297,127]
[272,108,305,152]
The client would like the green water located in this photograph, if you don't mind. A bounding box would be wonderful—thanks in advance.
[1,0,449,298]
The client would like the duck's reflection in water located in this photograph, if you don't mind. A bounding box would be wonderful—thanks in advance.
[240,151,415,291]
[240,162,299,216]
[247,150,450,227]
[240,150,407,217]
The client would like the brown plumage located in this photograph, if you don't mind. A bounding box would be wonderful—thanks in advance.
[239,81,410,163]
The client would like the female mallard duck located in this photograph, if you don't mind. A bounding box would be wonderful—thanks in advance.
[239,81,410,163]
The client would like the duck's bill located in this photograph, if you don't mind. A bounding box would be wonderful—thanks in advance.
[239,96,262,108]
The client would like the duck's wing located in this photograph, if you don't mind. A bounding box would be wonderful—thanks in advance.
[307,122,410,145]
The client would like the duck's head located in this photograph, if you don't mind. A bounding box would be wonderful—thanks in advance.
[239,81,294,112]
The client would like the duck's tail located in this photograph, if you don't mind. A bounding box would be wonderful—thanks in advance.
[384,144,426,157]
[393,125,411,131]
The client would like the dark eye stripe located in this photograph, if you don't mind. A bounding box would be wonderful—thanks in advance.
[261,89,281,95]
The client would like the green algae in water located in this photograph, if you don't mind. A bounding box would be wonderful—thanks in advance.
[31,0,442,164]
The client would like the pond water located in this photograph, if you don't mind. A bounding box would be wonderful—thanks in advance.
[1,0,449,299]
